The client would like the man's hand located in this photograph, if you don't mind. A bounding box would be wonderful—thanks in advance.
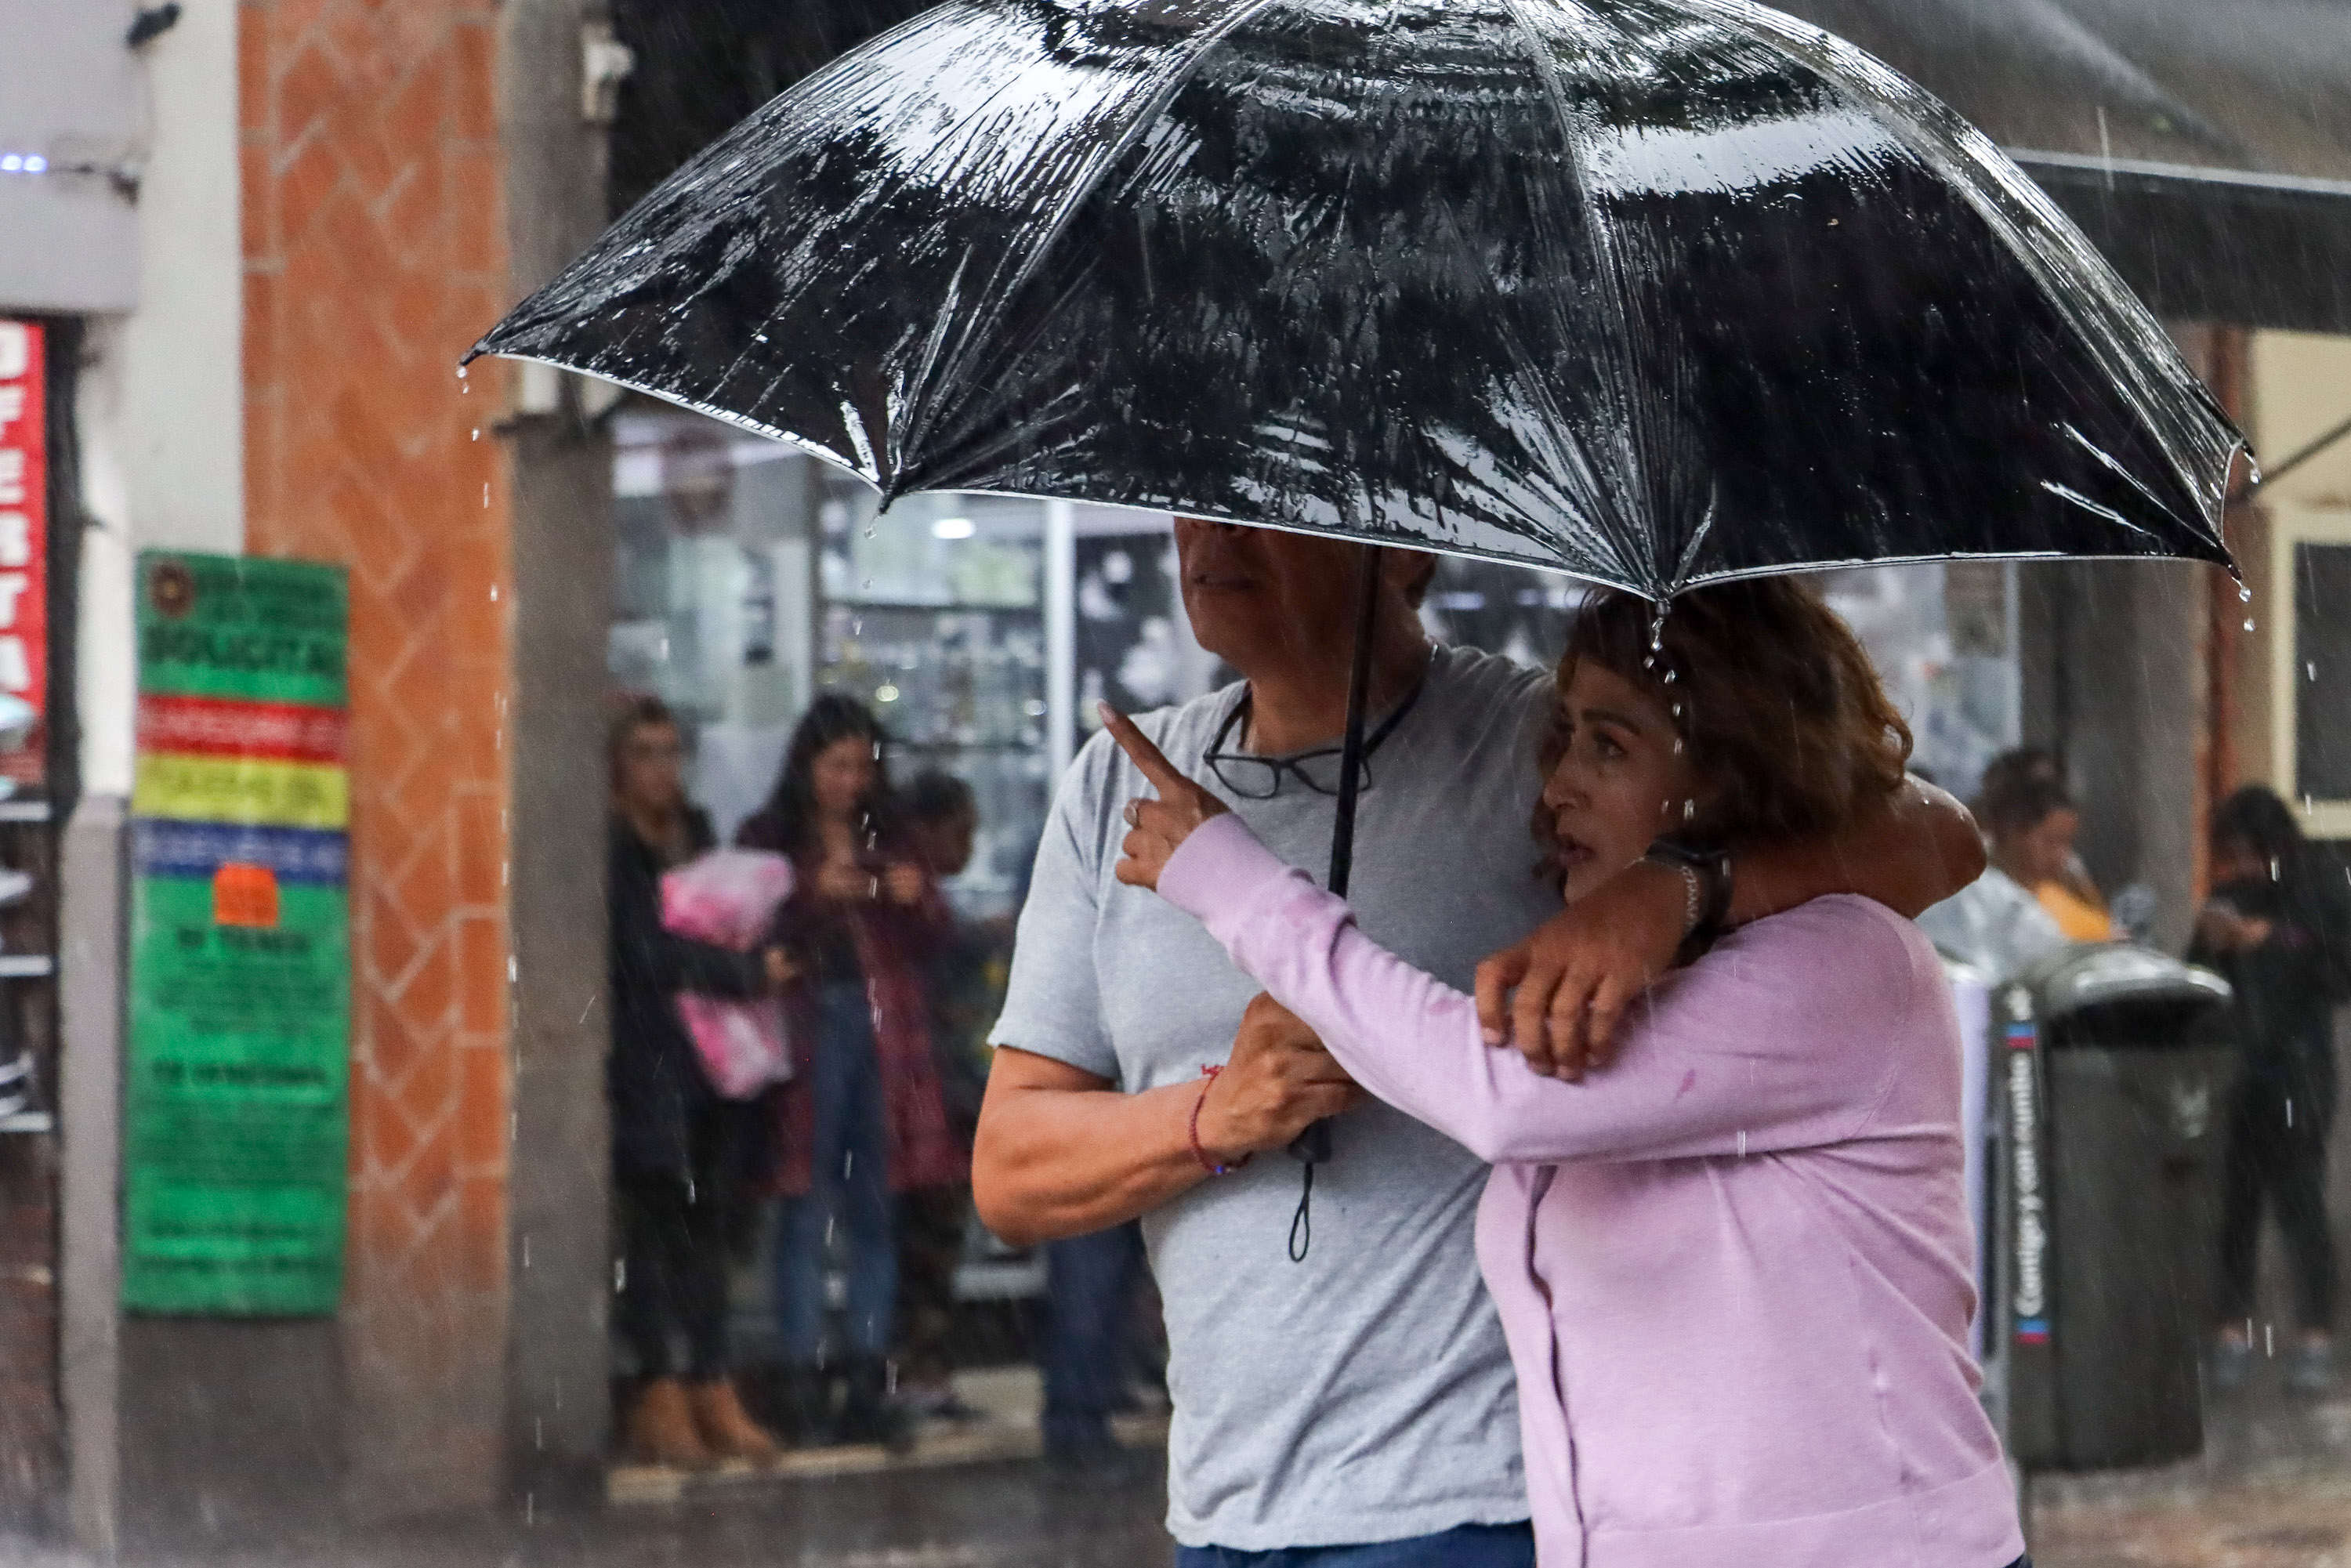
[1100,704,1229,890]
[1475,858,1685,1080]
[762,946,800,990]
[1195,994,1367,1161]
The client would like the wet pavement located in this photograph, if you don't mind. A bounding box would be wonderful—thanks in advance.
[2,1457,1172,1568]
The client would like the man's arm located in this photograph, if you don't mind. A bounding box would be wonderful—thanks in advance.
[973,1007,1364,1247]
[1474,777,1983,1079]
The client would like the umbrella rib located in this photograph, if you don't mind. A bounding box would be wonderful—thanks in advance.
[1495,0,1664,596]
[1668,0,2241,549]
[891,0,1295,487]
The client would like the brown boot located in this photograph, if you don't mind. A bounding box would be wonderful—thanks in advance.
[689,1378,781,1462]
[625,1377,715,1468]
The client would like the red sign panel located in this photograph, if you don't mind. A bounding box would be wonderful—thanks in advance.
[0,321,47,790]
[136,694,350,766]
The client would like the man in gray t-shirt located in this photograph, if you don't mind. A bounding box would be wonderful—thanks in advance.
[997,640,1552,1550]
[976,522,1981,1562]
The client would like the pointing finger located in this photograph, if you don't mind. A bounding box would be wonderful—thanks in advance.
[1099,703,1192,798]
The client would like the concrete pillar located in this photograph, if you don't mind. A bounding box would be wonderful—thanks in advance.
[58,795,123,1554]
[498,0,621,1488]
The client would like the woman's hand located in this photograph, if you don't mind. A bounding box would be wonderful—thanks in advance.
[1197,994,1367,1161]
[881,863,927,907]
[1100,704,1228,891]
[763,947,800,990]
[2197,900,2273,954]
[814,856,877,902]
[1474,858,1687,1080]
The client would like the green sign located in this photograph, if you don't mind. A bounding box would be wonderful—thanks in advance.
[135,552,349,707]
[125,552,351,1316]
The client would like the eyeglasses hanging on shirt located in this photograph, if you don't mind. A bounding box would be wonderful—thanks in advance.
[1201,663,1429,802]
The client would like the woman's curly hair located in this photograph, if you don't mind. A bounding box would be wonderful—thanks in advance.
[1538,577,1913,853]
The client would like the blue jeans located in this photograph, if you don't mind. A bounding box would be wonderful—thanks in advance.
[774,981,898,1364]
[1041,1221,1146,1452]
[1176,1523,1535,1568]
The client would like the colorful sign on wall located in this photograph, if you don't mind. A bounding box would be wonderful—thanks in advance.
[0,321,49,793]
[125,552,351,1316]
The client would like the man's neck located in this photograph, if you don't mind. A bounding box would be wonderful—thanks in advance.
[1241,626,1433,755]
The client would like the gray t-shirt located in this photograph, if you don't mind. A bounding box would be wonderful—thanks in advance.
[991,644,1559,1551]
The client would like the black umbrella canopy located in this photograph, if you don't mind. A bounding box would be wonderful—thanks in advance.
[472,0,2242,597]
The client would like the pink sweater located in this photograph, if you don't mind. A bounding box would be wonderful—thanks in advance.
[1161,817,2023,1568]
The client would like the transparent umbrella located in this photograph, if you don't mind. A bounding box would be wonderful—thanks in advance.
[468,0,2247,1173]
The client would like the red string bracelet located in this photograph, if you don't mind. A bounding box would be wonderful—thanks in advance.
[1190,1065,1247,1175]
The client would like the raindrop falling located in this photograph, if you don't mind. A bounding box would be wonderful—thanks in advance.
[483,483,491,509]
[2240,584,2253,603]
[2287,1098,2295,1128]
[2244,619,2256,632]
[1736,1131,1748,1157]
[471,427,480,441]
[2266,1323,2276,1357]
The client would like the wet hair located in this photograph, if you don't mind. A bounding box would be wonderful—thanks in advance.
[901,769,976,826]
[1541,577,1912,849]
[754,693,896,859]
[1978,773,2075,846]
[607,691,678,796]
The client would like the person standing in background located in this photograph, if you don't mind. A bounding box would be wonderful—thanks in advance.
[2194,786,2351,1396]
[739,697,965,1448]
[1980,770,2112,943]
[893,770,1005,1421]
[607,695,788,1466]
[1977,751,2113,942]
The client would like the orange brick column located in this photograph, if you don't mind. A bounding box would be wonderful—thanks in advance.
[241,0,514,1508]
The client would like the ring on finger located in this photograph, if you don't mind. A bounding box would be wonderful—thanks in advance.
[1124,799,1140,827]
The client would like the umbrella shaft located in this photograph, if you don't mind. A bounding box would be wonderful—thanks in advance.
[1291,545,1382,1173]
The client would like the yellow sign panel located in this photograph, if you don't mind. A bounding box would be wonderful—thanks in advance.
[133,754,350,830]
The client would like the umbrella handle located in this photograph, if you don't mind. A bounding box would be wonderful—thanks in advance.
[1285,542,1382,1194]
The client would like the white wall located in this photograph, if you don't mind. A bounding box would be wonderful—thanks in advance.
[75,2,245,797]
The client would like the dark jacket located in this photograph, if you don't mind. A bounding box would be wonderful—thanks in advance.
[2191,871,2351,1093]
[608,811,766,1176]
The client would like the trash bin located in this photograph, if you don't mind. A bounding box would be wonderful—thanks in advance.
[1989,944,2233,1472]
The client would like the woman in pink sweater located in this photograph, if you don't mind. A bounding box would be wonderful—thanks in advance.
[1106,578,2025,1568]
